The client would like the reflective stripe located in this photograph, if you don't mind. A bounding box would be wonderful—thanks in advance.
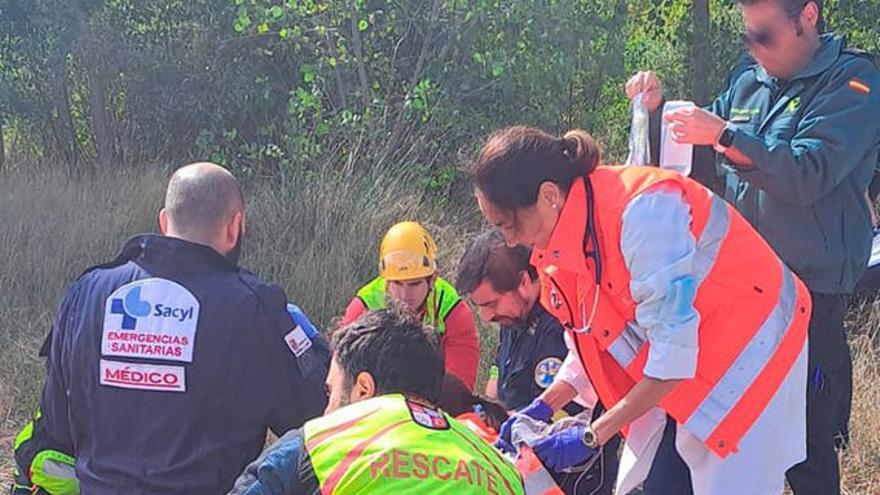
[606,322,648,369]
[517,447,564,495]
[606,194,731,370]
[684,262,797,441]
[30,450,79,495]
[41,458,77,480]
[692,195,731,283]
[523,468,561,494]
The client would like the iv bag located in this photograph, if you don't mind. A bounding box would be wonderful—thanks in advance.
[625,93,651,166]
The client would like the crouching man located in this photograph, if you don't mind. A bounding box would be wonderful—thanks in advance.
[228,307,525,495]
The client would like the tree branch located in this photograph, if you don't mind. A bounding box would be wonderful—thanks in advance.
[382,0,444,163]
[325,30,348,110]
[349,0,373,111]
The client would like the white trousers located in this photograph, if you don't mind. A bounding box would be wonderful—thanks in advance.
[616,343,808,495]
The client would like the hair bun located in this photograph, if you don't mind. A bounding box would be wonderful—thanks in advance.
[563,129,602,175]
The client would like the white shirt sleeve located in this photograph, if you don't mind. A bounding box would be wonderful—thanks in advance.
[620,186,700,380]
[557,332,598,408]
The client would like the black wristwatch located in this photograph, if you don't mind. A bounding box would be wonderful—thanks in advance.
[581,426,600,449]
[714,125,736,153]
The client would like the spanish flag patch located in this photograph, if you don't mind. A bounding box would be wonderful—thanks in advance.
[849,79,871,95]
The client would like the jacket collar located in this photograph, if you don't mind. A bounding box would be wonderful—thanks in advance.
[531,177,592,276]
[117,234,239,274]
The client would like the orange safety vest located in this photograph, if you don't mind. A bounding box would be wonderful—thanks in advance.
[531,166,811,458]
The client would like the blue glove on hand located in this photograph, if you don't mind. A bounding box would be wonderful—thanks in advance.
[495,398,553,454]
[532,425,599,471]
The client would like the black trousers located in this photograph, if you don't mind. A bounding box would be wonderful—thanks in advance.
[786,292,852,495]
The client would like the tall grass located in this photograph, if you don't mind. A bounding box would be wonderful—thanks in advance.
[839,301,880,494]
[1,161,878,492]
[0,165,166,423]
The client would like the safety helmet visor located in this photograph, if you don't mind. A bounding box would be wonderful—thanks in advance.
[380,249,436,280]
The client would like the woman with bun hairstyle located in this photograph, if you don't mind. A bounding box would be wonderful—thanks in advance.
[474,126,811,495]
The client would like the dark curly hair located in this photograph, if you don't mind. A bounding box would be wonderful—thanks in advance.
[331,305,444,404]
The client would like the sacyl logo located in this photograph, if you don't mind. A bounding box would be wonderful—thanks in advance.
[110,285,195,330]
[103,278,200,363]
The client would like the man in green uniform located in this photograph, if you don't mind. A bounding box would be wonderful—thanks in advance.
[626,1,880,494]
[228,307,525,495]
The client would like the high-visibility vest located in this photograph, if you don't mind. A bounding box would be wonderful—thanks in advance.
[457,413,564,495]
[532,167,811,458]
[12,409,79,495]
[356,276,462,334]
[304,395,524,495]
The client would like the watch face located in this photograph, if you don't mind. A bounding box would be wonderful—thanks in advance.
[720,128,736,147]
[582,429,598,448]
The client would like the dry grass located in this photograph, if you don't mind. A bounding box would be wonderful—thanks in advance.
[838,300,880,494]
[0,159,488,485]
[0,162,877,493]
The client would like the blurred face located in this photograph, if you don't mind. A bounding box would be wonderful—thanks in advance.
[325,356,376,414]
[469,273,536,327]
[324,357,349,414]
[476,185,561,249]
[740,1,820,79]
[386,277,432,312]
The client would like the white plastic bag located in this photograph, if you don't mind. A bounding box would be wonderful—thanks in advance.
[625,93,651,166]
[660,100,695,176]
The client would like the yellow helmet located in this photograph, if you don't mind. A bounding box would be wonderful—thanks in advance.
[379,221,438,281]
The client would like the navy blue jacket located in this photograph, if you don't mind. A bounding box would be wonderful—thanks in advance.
[492,304,571,412]
[39,235,329,494]
[492,305,619,495]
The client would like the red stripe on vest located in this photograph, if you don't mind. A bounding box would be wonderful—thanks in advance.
[307,408,381,452]
[321,419,410,494]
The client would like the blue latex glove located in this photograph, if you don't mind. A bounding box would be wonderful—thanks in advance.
[495,398,553,453]
[532,425,599,471]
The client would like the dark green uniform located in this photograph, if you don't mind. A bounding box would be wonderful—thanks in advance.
[708,34,879,294]
[706,34,880,495]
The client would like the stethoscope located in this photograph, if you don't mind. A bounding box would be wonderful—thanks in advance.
[574,176,602,335]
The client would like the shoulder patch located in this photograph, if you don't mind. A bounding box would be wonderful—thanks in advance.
[406,400,449,430]
[534,357,563,389]
[849,79,871,95]
[102,278,200,363]
[284,325,313,357]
